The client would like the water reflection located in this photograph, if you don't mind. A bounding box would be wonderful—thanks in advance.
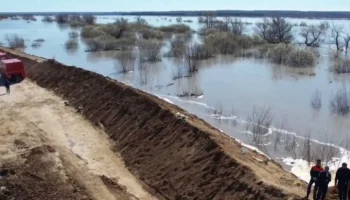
[86,50,119,62]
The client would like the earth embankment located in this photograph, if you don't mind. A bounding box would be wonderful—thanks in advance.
[1,48,314,200]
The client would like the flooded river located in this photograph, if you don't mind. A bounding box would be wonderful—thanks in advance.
[1,15,350,178]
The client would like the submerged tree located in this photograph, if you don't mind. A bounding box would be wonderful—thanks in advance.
[311,89,322,109]
[330,23,344,51]
[184,43,200,74]
[255,17,293,44]
[83,14,96,25]
[246,106,273,147]
[230,17,246,36]
[300,25,323,47]
[55,14,69,24]
[115,51,135,73]
[198,11,217,29]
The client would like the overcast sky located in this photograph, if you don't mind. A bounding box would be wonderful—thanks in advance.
[1,0,350,12]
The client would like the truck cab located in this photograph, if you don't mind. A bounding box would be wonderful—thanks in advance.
[0,52,8,60]
[0,58,25,82]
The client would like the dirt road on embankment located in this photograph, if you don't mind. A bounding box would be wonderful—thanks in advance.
[0,47,339,199]
[0,79,156,200]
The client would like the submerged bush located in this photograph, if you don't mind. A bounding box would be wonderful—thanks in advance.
[5,34,26,49]
[68,31,79,38]
[65,39,78,50]
[42,16,54,23]
[139,28,164,40]
[192,42,214,60]
[138,39,163,62]
[158,24,191,34]
[81,26,106,38]
[69,20,87,28]
[203,32,256,56]
[330,86,350,115]
[165,36,186,57]
[85,35,118,51]
[287,49,315,67]
[332,58,350,74]
[205,32,239,55]
[268,43,294,64]
[98,24,123,38]
[115,51,135,73]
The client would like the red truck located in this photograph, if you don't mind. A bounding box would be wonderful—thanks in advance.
[0,58,25,82]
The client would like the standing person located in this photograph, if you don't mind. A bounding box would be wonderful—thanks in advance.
[305,159,324,199]
[0,71,9,95]
[3,76,10,94]
[316,166,331,200]
[335,163,350,200]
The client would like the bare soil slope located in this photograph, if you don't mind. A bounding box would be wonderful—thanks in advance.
[1,47,335,199]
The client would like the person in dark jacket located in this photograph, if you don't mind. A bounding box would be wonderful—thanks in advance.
[306,159,324,199]
[0,71,9,95]
[3,77,10,94]
[335,163,350,200]
[316,166,331,200]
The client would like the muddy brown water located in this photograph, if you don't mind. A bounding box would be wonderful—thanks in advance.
[1,16,350,166]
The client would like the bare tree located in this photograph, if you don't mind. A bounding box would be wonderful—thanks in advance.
[5,34,25,49]
[331,23,344,51]
[83,14,95,25]
[343,32,350,51]
[255,17,293,44]
[115,51,135,73]
[312,135,340,166]
[273,119,287,151]
[283,134,297,158]
[176,17,182,23]
[55,14,68,24]
[199,11,216,29]
[311,89,322,109]
[246,106,273,147]
[184,43,200,74]
[222,17,231,32]
[230,18,246,36]
[301,131,312,163]
[300,25,323,47]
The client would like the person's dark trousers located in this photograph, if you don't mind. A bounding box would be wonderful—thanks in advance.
[316,184,328,200]
[338,184,348,200]
[306,179,318,198]
[6,86,10,94]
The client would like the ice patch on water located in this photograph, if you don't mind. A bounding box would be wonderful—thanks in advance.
[159,94,216,109]
[154,94,174,104]
[216,128,270,158]
[210,114,237,120]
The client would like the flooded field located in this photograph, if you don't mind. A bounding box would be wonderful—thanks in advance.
[1,15,350,179]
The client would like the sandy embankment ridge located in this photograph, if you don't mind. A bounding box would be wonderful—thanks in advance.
[0,47,337,199]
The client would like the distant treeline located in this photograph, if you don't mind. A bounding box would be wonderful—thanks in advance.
[2,10,350,19]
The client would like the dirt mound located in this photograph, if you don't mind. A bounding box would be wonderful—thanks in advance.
[3,50,310,199]
[0,145,91,200]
